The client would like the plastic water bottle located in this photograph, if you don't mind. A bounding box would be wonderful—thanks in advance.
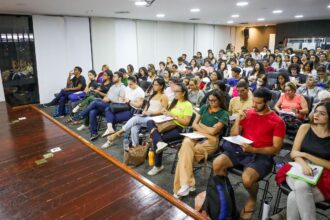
[148,149,155,166]
[123,133,130,151]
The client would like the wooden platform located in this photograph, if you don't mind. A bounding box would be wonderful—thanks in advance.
[0,103,205,220]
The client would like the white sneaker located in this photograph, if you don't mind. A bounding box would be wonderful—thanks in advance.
[72,105,80,113]
[101,141,112,149]
[101,128,115,137]
[156,142,168,154]
[77,125,87,131]
[173,193,181,199]
[147,165,164,176]
[177,185,196,197]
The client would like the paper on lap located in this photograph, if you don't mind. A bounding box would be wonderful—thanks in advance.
[223,135,253,145]
[151,115,173,123]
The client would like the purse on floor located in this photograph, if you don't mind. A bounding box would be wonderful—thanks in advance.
[124,144,148,167]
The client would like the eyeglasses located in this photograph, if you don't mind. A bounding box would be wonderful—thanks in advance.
[208,99,218,103]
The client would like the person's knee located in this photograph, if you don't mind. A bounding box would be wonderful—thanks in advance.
[294,180,310,193]
[242,171,258,189]
[89,110,98,118]
[213,156,228,174]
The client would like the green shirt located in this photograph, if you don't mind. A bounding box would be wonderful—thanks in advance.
[170,100,193,127]
[122,78,128,86]
[199,104,229,127]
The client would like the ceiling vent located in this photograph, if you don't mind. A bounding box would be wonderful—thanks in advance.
[115,11,130,14]
[189,18,200,21]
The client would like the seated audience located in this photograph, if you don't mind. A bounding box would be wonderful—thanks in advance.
[250,74,268,92]
[213,88,285,219]
[164,77,179,104]
[200,59,214,75]
[227,67,241,88]
[228,81,253,116]
[316,65,330,90]
[288,63,306,86]
[97,64,110,84]
[275,82,309,121]
[263,58,275,73]
[248,62,265,84]
[146,83,193,176]
[297,75,323,103]
[102,78,168,149]
[173,90,229,198]
[137,67,148,81]
[44,66,86,117]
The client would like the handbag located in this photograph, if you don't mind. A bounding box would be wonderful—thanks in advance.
[109,103,130,113]
[124,144,148,167]
[156,120,177,133]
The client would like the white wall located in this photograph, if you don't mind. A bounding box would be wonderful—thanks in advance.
[33,15,92,103]
[194,24,215,57]
[136,20,157,67]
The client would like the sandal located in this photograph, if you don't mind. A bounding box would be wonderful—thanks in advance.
[240,207,255,220]
[107,132,123,142]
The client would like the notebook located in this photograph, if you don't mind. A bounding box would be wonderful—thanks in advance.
[223,135,253,145]
[287,162,324,185]
[151,115,173,123]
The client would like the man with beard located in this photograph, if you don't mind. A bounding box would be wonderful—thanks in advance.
[212,87,286,220]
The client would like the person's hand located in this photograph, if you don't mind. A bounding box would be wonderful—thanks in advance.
[240,144,254,153]
[142,111,151,116]
[290,105,297,113]
[161,108,170,116]
[302,163,313,176]
[69,70,74,76]
[63,88,69,91]
[237,109,248,121]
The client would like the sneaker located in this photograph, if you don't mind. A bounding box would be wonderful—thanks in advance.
[268,208,286,220]
[147,165,164,176]
[77,125,87,131]
[173,193,181,199]
[89,133,99,141]
[156,142,168,154]
[101,128,115,138]
[101,141,113,149]
[72,105,80,113]
[177,185,196,197]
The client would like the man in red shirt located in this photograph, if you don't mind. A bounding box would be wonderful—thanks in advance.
[213,87,286,219]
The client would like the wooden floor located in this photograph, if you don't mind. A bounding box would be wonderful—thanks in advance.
[0,103,204,220]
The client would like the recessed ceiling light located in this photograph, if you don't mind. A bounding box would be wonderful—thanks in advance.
[295,15,304,18]
[236,2,248,6]
[156,14,165,18]
[272,10,282,14]
[328,5,330,8]
[257,18,265,21]
[231,14,240,18]
[135,1,147,6]
[227,20,234,24]
[190,8,200,12]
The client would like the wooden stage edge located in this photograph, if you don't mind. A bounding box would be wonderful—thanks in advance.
[26,104,206,220]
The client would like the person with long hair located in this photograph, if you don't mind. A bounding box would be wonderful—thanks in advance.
[188,78,205,107]
[273,72,290,92]
[137,67,148,81]
[102,78,168,149]
[248,62,265,85]
[166,57,174,69]
[173,90,229,198]
[272,54,286,71]
[273,102,330,220]
[146,83,193,176]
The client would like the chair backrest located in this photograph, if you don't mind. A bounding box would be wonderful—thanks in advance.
[266,72,279,88]
[269,90,282,109]
[303,95,314,114]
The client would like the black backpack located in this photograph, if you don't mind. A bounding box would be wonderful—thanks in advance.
[201,175,238,220]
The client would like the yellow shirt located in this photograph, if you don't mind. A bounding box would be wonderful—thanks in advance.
[170,100,193,127]
[228,96,253,116]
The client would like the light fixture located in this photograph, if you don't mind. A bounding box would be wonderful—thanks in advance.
[135,1,147,6]
[328,5,330,8]
[227,20,234,24]
[190,8,200,12]
[236,2,248,6]
[156,13,165,18]
[257,18,265,21]
[272,10,282,14]
[231,14,240,18]
[294,15,304,18]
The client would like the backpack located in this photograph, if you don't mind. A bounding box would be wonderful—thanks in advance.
[201,175,238,220]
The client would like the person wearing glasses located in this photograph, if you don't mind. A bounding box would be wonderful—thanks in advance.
[146,83,193,176]
[173,90,229,198]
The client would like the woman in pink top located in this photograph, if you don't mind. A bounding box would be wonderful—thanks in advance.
[275,82,309,120]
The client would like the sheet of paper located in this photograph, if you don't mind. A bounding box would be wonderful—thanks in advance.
[43,152,54,159]
[35,159,47,165]
[50,147,62,153]
[278,110,295,116]
[287,162,323,185]
[229,115,237,121]
[180,132,206,139]
[223,135,253,145]
[151,115,173,123]
[18,117,27,120]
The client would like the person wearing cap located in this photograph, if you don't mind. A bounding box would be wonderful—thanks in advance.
[297,74,324,103]
[184,66,194,79]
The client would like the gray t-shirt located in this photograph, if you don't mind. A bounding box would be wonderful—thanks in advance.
[107,83,126,103]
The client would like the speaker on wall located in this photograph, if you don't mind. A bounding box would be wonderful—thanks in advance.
[244,28,249,38]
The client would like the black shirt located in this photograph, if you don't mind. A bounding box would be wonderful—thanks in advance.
[88,80,98,90]
[301,127,330,160]
[71,75,86,91]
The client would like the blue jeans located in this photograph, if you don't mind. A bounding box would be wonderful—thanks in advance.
[49,89,76,116]
[147,120,183,167]
[77,100,109,134]
[105,109,133,130]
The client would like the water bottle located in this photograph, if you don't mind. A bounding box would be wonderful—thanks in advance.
[123,133,130,151]
[148,148,155,166]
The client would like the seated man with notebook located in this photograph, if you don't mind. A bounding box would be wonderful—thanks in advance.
[213,87,286,220]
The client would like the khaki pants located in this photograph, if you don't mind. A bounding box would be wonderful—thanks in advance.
[173,135,218,193]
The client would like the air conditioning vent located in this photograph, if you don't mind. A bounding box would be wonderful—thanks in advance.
[115,11,130,14]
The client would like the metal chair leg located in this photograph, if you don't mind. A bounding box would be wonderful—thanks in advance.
[272,187,283,215]
[258,179,270,218]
